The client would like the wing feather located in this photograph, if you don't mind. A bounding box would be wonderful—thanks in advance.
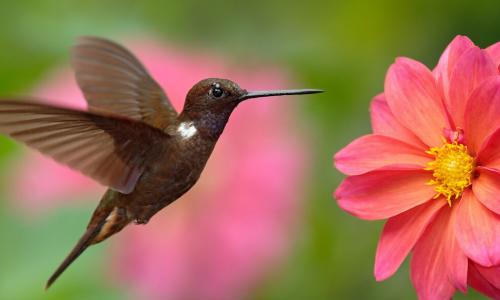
[0,101,169,194]
[72,36,178,130]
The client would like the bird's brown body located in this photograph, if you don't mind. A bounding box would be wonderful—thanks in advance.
[113,116,219,225]
[114,98,237,224]
[91,116,219,241]
[0,37,322,288]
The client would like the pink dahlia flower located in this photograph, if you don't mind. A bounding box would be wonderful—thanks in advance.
[334,36,500,299]
[7,37,307,299]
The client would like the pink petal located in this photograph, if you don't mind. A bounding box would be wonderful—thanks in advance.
[433,35,475,100]
[443,204,468,292]
[335,134,430,176]
[385,57,449,147]
[476,264,500,289]
[473,167,500,215]
[486,42,500,72]
[464,77,500,154]
[468,262,500,299]
[477,126,500,169]
[410,207,457,300]
[448,47,497,128]
[374,199,445,281]
[335,165,435,220]
[370,94,426,149]
[456,189,500,266]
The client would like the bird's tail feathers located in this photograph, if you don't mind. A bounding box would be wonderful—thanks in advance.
[45,205,130,289]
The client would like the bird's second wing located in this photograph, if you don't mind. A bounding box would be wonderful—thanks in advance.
[71,36,178,130]
[0,101,170,194]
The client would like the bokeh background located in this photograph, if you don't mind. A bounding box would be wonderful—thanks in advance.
[0,1,499,299]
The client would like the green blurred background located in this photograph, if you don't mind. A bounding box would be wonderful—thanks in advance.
[0,1,498,299]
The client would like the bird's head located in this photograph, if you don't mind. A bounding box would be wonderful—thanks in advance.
[181,78,322,138]
[183,78,322,114]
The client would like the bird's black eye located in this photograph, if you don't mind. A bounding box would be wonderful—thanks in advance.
[211,83,224,98]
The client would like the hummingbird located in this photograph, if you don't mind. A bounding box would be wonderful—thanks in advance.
[0,37,322,289]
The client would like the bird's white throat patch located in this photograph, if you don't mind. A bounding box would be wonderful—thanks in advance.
[177,122,197,139]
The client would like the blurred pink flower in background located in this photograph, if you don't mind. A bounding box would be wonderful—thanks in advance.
[335,36,500,299]
[8,37,308,299]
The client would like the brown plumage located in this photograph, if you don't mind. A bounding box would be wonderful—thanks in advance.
[0,37,323,289]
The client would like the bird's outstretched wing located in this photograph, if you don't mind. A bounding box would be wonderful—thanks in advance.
[0,101,170,194]
[71,36,178,130]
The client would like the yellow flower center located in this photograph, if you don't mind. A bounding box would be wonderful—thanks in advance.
[425,142,474,205]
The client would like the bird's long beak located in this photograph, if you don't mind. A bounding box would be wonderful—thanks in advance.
[239,89,323,101]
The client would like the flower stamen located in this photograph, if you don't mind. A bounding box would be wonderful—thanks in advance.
[425,142,474,205]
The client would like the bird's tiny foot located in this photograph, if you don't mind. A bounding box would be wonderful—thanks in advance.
[134,217,149,225]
